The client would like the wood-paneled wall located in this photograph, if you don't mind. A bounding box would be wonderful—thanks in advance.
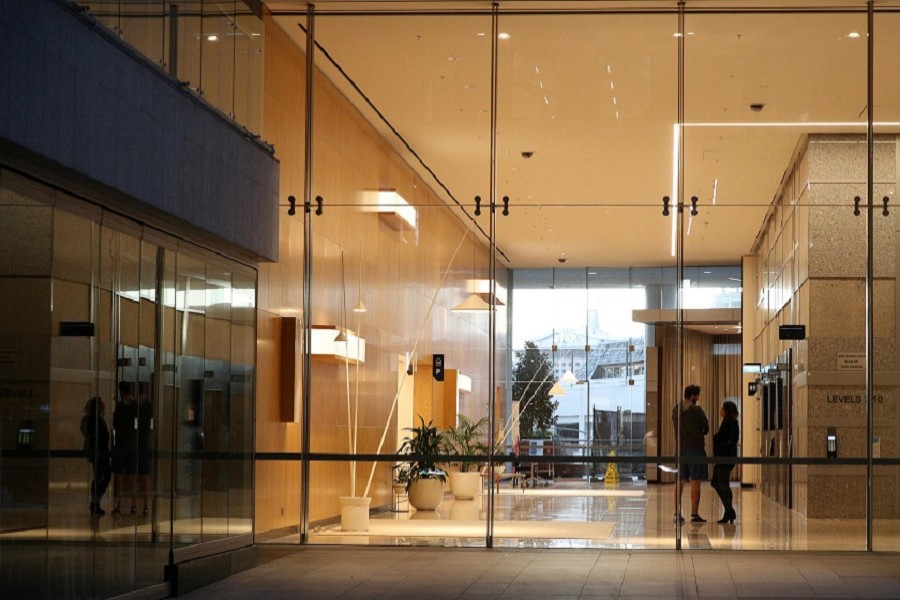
[658,326,741,473]
[255,12,500,533]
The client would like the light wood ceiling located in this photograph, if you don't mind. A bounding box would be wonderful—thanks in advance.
[269,2,899,268]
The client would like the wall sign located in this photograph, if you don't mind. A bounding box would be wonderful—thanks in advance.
[433,354,444,382]
[778,324,806,340]
[826,394,883,404]
[836,353,865,371]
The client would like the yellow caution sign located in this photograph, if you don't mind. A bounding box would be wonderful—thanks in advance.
[604,451,619,485]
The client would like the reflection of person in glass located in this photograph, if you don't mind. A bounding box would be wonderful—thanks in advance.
[112,381,138,515]
[81,397,111,516]
[672,384,709,523]
[711,401,740,524]
[136,382,153,516]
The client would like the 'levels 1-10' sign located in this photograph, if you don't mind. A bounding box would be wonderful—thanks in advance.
[826,394,884,404]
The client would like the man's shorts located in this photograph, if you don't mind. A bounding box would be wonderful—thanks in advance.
[679,449,708,481]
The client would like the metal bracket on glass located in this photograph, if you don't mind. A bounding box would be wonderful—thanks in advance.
[883,196,890,216]
[474,195,482,216]
[854,196,861,216]
[662,196,670,216]
[301,195,323,215]
[287,195,297,216]
[502,196,510,216]
[690,196,699,216]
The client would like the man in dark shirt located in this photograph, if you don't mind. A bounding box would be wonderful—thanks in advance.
[672,384,709,522]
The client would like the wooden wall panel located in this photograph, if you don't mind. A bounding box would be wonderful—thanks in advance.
[255,12,501,530]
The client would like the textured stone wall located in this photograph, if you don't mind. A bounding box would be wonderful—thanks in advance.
[751,134,900,519]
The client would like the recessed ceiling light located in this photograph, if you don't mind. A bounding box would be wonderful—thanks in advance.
[588,271,597,275]
[610,81,615,90]
[207,34,219,41]
[703,271,712,274]
[539,81,544,89]
[543,96,549,105]
[464,84,475,90]
[848,32,861,38]
[615,111,620,119]
[535,66,540,74]
[607,64,612,74]
[673,32,683,38]
[612,97,617,105]
[477,32,486,37]
[448,56,460,62]
[498,32,511,40]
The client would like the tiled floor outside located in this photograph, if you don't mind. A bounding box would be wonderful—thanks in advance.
[180,546,900,599]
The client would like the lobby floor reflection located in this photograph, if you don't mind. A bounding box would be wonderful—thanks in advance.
[303,478,900,550]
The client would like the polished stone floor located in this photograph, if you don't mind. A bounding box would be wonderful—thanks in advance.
[180,545,900,599]
[294,479,900,551]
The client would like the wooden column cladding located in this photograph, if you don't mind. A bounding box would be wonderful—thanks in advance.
[280,316,299,422]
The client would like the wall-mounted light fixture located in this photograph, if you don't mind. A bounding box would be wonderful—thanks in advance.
[311,325,366,364]
[374,190,417,230]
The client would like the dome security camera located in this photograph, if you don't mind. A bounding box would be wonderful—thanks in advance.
[521,151,534,159]
[558,258,568,264]
[749,103,765,112]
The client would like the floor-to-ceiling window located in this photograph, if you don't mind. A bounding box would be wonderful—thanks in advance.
[254,0,900,553]
[874,3,900,552]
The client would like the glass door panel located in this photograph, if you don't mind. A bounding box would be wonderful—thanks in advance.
[299,11,492,546]
[873,4,900,552]
[174,252,206,544]
[684,7,868,550]
[496,10,677,550]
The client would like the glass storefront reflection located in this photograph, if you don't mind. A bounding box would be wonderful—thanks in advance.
[0,168,257,597]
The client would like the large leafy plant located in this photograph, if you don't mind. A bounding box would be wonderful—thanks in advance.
[399,417,447,489]
[442,415,489,473]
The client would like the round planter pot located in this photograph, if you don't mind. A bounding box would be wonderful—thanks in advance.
[449,471,482,500]
[407,478,444,511]
[339,496,372,532]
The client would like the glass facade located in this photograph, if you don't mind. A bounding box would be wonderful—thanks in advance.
[0,168,256,597]
[252,0,899,554]
[6,0,900,597]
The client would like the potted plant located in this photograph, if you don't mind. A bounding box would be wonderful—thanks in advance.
[399,417,447,511]
[443,415,489,500]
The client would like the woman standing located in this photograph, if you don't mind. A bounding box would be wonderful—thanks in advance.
[711,401,740,524]
[81,397,111,516]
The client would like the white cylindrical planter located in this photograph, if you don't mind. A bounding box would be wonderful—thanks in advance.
[407,478,444,511]
[339,496,372,532]
[449,471,482,500]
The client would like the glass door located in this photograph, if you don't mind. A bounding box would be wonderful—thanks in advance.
[873,1,900,553]
[683,4,869,551]
[495,8,679,551]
